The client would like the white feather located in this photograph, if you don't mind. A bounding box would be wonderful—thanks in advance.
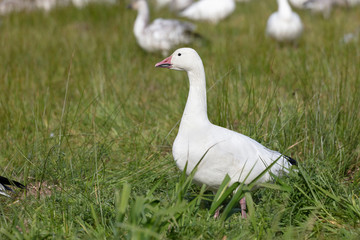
[0,184,10,197]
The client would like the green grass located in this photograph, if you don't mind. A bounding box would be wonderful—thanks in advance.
[0,0,360,239]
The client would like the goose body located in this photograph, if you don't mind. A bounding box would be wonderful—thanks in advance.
[266,0,303,43]
[0,176,25,197]
[170,0,194,11]
[129,0,197,56]
[172,120,293,189]
[302,0,347,18]
[156,0,194,11]
[155,48,296,217]
[179,0,236,24]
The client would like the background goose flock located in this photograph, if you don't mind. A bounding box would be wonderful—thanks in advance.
[0,0,359,238]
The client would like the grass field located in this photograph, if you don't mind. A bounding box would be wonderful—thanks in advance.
[0,0,360,239]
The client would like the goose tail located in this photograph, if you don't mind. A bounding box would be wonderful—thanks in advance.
[0,176,25,197]
[284,155,297,166]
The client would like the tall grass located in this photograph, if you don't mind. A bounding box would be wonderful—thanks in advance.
[0,0,359,239]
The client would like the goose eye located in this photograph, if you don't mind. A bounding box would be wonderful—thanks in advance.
[178,53,181,56]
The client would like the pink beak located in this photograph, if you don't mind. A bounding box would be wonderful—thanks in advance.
[155,55,172,68]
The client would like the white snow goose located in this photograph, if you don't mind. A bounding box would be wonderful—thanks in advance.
[179,0,236,24]
[170,0,194,11]
[155,48,297,218]
[266,0,303,44]
[302,0,347,18]
[128,0,198,56]
[0,176,25,197]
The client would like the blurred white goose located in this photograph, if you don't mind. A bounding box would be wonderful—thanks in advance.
[302,0,346,18]
[155,0,194,11]
[343,26,360,44]
[128,0,198,56]
[0,176,25,197]
[155,48,297,218]
[179,0,236,24]
[348,0,360,6]
[170,0,194,11]
[266,0,303,43]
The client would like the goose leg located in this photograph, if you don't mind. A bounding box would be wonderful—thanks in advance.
[214,198,247,219]
[240,197,246,219]
[214,207,221,219]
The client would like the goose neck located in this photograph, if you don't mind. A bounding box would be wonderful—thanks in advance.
[134,2,150,37]
[277,0,292,16]
[182,67,209,124]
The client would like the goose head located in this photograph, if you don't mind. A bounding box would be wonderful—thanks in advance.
[155,48,203,72]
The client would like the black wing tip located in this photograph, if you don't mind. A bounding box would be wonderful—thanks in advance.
[285,155,298,166]
[0,176,26,189]
[13,180,26,189]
